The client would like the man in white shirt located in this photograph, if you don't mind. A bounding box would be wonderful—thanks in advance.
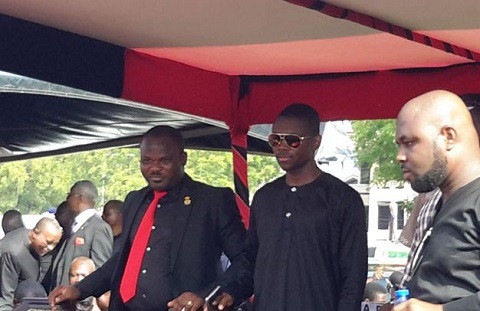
[51,180,113,288]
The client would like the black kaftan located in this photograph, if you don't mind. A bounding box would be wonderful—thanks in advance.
[228,173,367,311]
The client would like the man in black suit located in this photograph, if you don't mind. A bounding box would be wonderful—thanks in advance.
[49,126,246,311]
[101,200,123,252]
[51,180,113,288]
[0,217,62,310]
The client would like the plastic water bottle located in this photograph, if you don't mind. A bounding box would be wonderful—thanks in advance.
[394,289,409,305]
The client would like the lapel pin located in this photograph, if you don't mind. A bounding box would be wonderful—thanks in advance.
[184,196,191,205]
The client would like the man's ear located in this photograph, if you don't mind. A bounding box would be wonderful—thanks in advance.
[181,151,188,166]
[314,135,322,149]
[441,126,457,151]
[28,229,36,241]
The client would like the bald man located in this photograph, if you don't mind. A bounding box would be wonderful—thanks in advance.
[69,257,96,285]
[0,218,62,310]
[69,257,109,311]
[394,90,480,311]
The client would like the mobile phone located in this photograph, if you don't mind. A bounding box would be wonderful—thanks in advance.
[205,285,222,305]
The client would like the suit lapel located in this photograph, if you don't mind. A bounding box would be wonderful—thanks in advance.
[122,188,150,246]
[170,178,197,270]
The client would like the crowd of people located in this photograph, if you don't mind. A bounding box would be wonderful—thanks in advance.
[0,187,122,311]
[0,90,479,311]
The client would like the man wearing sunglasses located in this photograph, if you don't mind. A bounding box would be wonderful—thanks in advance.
[214,103,368,311]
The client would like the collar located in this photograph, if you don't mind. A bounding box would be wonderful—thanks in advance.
[145,174,191,202]
[72,208,98,233]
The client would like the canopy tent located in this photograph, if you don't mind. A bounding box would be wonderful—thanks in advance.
[1,0,479,124]
[0,71,271,162]
[1,0,479,224]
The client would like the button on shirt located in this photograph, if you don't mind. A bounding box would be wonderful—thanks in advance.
[125,190,178,310]
[243,173,367,311]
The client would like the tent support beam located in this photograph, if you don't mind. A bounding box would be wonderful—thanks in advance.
[231,129,250,228]
[229,77,251,228]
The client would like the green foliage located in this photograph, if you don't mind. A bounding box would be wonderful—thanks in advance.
[0,148,144,214]
[0,148,283,214]
[248,154,283,195]
[402,199,415,213]
[185,150,234,189]
[186,150,282,198]
[352,119,403,185]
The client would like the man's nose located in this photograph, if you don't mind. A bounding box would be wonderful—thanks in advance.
[149,160,165,170]
[396,150,406,163]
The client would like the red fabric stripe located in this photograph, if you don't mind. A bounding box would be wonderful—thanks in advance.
[230,129,249,227]
[235,193,250,229]
[232,146,248,189]
[287,0,480,62]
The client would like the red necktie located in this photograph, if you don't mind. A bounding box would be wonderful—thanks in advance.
[120,190,167,303]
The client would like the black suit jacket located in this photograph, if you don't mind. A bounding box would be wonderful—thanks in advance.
[0,228,41,310]
[75,175,246,310]
[53,214,113,287]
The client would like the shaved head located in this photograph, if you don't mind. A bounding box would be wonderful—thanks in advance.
[397,90,477,145]
[69,256,95,285]
[396,90,480,200]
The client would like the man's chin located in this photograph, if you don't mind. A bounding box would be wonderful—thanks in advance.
[411,180,437,193]
[149,181,167,191]
[276,162,291,172]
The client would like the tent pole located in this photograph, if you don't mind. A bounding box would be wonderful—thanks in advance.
[230,128,250,228]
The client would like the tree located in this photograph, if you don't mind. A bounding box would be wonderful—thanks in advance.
[351,119,403,185]
[0,148,282,214]
[185,150,282,199]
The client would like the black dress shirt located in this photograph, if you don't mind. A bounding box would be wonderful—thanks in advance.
[125,188,179,309]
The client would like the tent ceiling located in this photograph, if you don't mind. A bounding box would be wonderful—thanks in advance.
[0,0,479,126]
[1,0,479,75]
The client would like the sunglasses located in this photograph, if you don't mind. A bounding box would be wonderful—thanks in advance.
[267,133,315,149]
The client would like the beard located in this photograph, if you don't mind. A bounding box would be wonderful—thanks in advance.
[411,146,447,193]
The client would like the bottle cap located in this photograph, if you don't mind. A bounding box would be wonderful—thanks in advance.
[395,289,409,297]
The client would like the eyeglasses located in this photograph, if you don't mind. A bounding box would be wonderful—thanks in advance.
[66,192,82,199]
[267,133,315,149]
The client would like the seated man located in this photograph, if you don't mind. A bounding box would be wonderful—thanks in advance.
[68,257,109,311]
[13,280,47,309]
[364,281,388,304]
